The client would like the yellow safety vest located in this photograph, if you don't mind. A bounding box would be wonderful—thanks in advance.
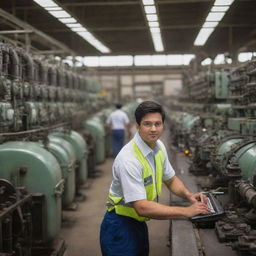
[107,141,165,222]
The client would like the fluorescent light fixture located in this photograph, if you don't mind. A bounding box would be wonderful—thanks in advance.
[148,21,159,27]
[49,10,71,18]
[33,0,57,7]
[194,0,235,46]
[211,6,229,12]
[203,21,219,28]
[71,27,87,32]
[150,27,160,33]
[33,0,110,53]
[152,33,164,52]
[78,31,94,41]
[206,12,225,21]
[146,14,158,22]
[58,17,77,23]
[66,23,83,28]
[194,28,214,46]
[214,0,235,6]
[144,6,156,14]
[142,0,155,5]
[45,7,62,10]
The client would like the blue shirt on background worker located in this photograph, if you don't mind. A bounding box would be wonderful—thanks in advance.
[106,103,130,157]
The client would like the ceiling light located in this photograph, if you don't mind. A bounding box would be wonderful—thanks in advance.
[152,33,164,52]
[144,6,156,14]
[203,21,219,28]
[150,27,160,33]
[33,0,57,7]
[49,10,71,18]
[71,27,87,32]
[65,23,83,28]
[142,0,155,5]
[58,18,77,23]
[194,28,214,46]
[214,0,235,6]
[146,14,158,22]
[45,7,62,10]
[211,6,229,12]
[148,21,159,27]
[206,12,225,21]
[33,0,110,53]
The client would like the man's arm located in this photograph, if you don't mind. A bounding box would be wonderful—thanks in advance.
[132,198,208,220]
[164,176,206,203]
[131,176,208,220]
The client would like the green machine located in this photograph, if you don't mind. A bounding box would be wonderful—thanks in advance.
[47,135,76,209]
[51,130,88,186]
[0,141,63,243]
[212,136,256,183]
[84,117,106,164]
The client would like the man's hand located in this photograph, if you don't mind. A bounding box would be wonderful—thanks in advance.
[187,192,207,204]
[185,200,209,217]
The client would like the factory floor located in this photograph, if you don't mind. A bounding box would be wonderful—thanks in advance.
[60,158,171,256]
[60,131,171,256]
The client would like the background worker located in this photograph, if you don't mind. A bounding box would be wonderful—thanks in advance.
[106,103,130,157]
[100,101,209,256]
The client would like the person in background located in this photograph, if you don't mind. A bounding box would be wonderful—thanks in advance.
[106,103,130,157]
[100,101,209,256]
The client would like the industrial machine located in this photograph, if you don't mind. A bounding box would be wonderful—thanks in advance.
[0,42,109,255]
[168,58,256,255]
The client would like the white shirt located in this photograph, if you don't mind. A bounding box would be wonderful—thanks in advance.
[106,109,130,130]
[109,132,175,203]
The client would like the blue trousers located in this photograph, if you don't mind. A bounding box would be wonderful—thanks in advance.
[112,129,125,157]
[100,210,149,256]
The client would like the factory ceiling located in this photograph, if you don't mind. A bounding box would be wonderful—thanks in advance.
[0,0,256,60]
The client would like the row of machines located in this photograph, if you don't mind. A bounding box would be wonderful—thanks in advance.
[0,42,119,256]
[167,58,256,255]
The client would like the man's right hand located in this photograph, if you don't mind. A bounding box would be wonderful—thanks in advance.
[185,201,209,217]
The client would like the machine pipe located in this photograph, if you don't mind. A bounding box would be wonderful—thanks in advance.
[237,180,256,209]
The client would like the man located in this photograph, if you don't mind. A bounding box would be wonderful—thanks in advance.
[100,101,208,256]
[106,103,130,157]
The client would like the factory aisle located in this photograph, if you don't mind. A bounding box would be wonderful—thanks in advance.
[60,133,171,256]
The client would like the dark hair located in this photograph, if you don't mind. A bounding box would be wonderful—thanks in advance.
[115,103,122,109]
[135,101,165,125]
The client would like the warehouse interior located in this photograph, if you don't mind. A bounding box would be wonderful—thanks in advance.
[1,0,256,100]
[0,0,256,256]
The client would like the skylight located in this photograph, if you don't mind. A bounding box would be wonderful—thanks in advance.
[33,0,110,53]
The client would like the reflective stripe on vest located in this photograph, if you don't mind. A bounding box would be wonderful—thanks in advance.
[107,141,165,222]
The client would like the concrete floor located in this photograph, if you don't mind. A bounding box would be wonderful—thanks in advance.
[60,157,171,256]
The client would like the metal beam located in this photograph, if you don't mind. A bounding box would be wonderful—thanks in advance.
[0,30,33,34]
[45,23,256,33]
[0,8,76,55]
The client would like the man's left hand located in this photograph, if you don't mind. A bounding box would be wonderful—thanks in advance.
[187,193,207,204]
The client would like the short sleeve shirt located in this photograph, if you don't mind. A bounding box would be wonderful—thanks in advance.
[106,109,130,130]
[109,132,175,203]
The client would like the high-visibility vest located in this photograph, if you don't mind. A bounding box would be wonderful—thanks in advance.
[107,141,165,222]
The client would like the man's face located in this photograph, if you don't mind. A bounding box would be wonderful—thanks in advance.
[137,112,164,148]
